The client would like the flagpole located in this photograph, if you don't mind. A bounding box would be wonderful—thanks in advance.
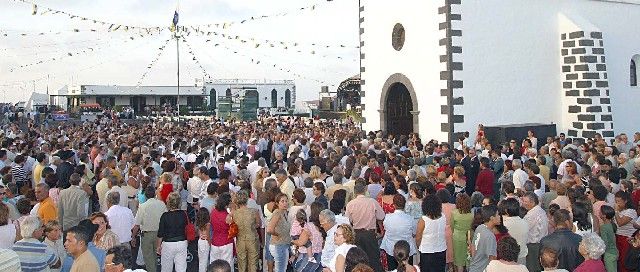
[176,30,180,119]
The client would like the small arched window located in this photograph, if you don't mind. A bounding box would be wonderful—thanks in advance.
[225,88,232,97]
[632,59,638,87]
[284,89,291,108]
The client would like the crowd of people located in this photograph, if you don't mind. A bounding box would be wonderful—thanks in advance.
[0,113,640,272]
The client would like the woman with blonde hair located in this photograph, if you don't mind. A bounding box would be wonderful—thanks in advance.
[309,166,324,185]
[253,167,269,200]
[326,224,357,272]
[43,220,65,272]
[157,172,174,202]
[90,212,119,251]
[450,166,466,195]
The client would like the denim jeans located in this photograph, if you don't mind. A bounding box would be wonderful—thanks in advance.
[264,233,274,261]
[293,253,321,272]
[269,244,290,272]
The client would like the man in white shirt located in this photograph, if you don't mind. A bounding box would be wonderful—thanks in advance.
[512,159,529,191]
[319,209,339,267]
[105,191,136,246]
[187,167,206,204]
[501,198,529,264]
[105,177,128,211]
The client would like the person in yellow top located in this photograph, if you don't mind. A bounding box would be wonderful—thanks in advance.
[105,157,123,184]
[35,183,58,224]
[32,153,48,188]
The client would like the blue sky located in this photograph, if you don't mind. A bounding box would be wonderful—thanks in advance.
[0,0,359,104]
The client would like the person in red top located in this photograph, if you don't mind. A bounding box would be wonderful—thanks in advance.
[210,193,234,270]
[157,173,174,203]
[475,158,495,197]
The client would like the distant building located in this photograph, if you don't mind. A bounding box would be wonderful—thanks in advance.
[52,79,296,113]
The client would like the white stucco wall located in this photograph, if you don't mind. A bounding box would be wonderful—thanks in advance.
[363,0,640,141]
[205,83,295,108]
[458,1,563,135]
[115,96,129,106]
[460,0,640,136]
[361,0,448,141]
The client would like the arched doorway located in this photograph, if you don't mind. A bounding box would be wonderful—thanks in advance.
[380,73,419,137]
[242,90,259,120]
[385,83,413,136]
[284,89,291,108]
[271,89,278,108]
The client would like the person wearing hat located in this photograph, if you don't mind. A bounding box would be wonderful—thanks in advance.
[60,219,106,272]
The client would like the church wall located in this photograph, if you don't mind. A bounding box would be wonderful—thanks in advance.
[569,1,640,136]
[360,0,449,141]
[458,0,640,139]
[456,1,564,136]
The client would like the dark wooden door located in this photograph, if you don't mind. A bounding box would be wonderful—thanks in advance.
[386,82,413,137]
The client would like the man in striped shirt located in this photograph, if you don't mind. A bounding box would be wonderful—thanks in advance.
[12,215,59,271]
[10,155,28,190]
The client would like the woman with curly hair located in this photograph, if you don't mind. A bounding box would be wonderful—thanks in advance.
[90,212,119,251]
[575,233,607,272]
[485,236,528,272]
[326,224,356,272]
[415,194,446,272]
[452,193,473,272]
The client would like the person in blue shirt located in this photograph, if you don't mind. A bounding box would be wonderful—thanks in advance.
[61,219,106,272]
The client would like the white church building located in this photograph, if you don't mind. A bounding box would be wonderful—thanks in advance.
[360,0,640,143]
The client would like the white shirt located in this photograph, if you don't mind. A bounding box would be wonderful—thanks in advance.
[418,214,447,253]
[105,205,136,243]
[512,169,528,189]
[328,243,356,272]
[321,224,338,266]
[502,216,529,260]
[186,176,206,203]
[557,159,581,180]
[105,186,128,209]
[335,214,350,226]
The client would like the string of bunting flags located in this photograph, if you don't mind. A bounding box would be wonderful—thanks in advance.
[212,38,336,87]
[8,34,137,72]
[4,36,152,88]
[0,28,164,38]
[10,0,166,35]
[1,36,112,51]
[9,39,115,57]
[183,28,358,61]
[135,38,172,87]
[181,36,213,79]
[181,1,326,30]
[9,0,330,36]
